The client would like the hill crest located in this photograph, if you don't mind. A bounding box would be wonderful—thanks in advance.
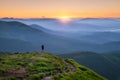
[0,52,107,80]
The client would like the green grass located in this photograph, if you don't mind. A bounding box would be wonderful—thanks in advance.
[0,52,36,74]
[26,53,69,74]
[27,73,45,80]
[51,59,107,80]
[0,76,16,80]
[0,52,107,80]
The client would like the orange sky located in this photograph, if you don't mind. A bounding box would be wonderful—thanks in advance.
[0,0,120,18]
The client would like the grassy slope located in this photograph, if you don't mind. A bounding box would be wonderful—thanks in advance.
[0,52,107,80]
[58,51,120,80]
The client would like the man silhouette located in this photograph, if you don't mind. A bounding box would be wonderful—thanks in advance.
[41,45,44,52]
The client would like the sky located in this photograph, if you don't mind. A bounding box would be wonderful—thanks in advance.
[0,0,120,18]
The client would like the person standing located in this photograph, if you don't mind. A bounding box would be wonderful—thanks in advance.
[41,45,44,52]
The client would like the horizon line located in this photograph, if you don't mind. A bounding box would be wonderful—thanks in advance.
[0,17,120,19]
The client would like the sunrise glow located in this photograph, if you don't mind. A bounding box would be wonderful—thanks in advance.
[58,16,71,23]
[0,0,120,18]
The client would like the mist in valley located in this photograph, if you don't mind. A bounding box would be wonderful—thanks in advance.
[0,18,120,53]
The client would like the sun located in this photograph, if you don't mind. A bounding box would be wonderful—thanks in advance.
[58,16,71,23]
[60,16,69,19]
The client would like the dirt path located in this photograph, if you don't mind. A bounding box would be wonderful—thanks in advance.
[66,62,76,72]
[42,61,76,80]
[42,76,52,80]
[13,58,36,74]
